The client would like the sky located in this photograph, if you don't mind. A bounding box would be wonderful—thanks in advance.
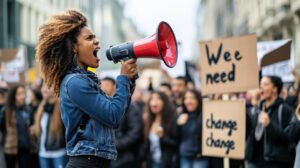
[123,0,199,76]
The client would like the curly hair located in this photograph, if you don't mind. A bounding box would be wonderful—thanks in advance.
[36,10,87,96]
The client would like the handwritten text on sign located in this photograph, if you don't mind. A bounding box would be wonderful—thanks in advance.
[202,100,246,159]
[199,34,259,95]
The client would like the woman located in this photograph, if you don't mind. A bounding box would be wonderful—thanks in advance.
[32,85,66,168]
[246,75,294,168]
[0,85,32,168]
[285,104,300,168]
[35,10,137,168]
[143,91,177,168]
[175,89,210,168]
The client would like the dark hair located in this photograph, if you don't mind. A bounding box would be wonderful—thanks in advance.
[160,82,172,90]
[182,89,202,115]
[32,89,43,102]
[102,77,115,85]
[267,75,283,95]
[175,76,188,85]
[36,10,87,96]
[145,91,175,139]
[5,85,24,126]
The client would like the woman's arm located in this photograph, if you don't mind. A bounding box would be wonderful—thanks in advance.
[67,75,132,128]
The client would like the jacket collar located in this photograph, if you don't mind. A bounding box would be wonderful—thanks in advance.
[67,64,99,85]
[259,97,284,111]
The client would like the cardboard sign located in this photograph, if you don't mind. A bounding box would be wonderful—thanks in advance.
[262,61,294,82]
[202,100,246,159]
[199,34,259,95]
[296,63,300,76]
[257,40,292,67]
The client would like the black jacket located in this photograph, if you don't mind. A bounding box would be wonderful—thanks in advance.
[110,103,144,168]
[144,117,178,168]
[285,113,300,147]
[246,97,293,164]
[174,112,202,157]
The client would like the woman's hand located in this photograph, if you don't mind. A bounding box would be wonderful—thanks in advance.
[259,111,270,127]
[120,59,138,80]
[177,113,188,126]
[156,126,164,138]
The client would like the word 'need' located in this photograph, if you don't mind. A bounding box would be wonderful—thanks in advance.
[205,43,242,85]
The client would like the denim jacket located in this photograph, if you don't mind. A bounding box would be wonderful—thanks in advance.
[59,66,133,160]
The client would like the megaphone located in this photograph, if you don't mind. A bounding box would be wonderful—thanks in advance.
[106,21,178,68]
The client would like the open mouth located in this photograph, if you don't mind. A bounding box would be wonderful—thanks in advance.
[93,47,100,57]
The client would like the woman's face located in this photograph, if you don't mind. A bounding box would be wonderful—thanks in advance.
[184,91,198,112]
[260,77,277,100]
[15,86,25,107]
[149,93,164,115]
[75,26,100,69]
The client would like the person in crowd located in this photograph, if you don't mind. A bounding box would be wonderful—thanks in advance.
[171,76,187,113]
[101,77,116,97]
[0,85,32,168]
[159,83,173,102]
[175,89,209,168]
[100,75,144,168]
[285,70,300,109]
[132,87,146,112]
[0,81,8,168]
[28,89,43,124]
[285,104,300,168]
[246,75,294,168]
[186,80,195,90]
[36,10,137,168]
[143,91,177,168]
[27,89,42,168]
[31,85,66,168]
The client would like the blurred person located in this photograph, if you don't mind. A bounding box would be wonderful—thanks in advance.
[285,104,300,168]
[171,76,187,113]
[31,85,66,168]
[186,80,195,90]
[159,83,173,101]
[0,85,32,168]
[27,89,42,168]
[103,78,144,168]
[175,90,210,168]
[132,87,145,112]
[0,81,8,168]
[101,77,116,97]
[28,89,43,125]
[110,102,144,168]
[285,70,300,108]
[143,91,177,168]
[246,76,294,168]
[280,86,288,100]
[36,10,137,168]
[0,81,8,111]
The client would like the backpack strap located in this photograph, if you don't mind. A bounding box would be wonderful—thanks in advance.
[278,104,283,129]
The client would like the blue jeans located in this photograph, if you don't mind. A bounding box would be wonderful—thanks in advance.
[180,156,209,168]
[39,155,66,168]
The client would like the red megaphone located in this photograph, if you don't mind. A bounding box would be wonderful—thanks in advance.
[106,21,178,68]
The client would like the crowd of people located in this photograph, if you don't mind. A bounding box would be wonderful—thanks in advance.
[0,69,299,168]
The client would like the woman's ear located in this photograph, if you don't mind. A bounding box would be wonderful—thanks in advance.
[272,87,277,95]
[73,44,78,54]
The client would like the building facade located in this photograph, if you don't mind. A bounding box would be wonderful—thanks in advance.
[196,0,300,66]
